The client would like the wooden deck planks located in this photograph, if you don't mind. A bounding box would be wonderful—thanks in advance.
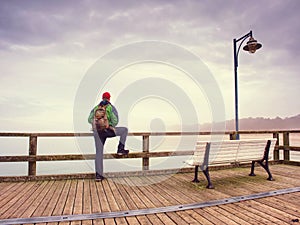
[217,204,258,225]
[71,179,83,225]
[27,181,60,225]
[210,174,286,225]
[89,180,104,225]
[118,177,175,225]
[94,181,115,225]
[0,164,299,225]
[106,178,144,225]
[50,180,72,225]
[0,182,26,212]
[0,181,40,219]
[9,181,49,219]
[209,172,299,224]
[58,180,77,225]
[20,181,51,219]
[139,177,197,224]
[134,176,200,224]
[143,175,211,224]
[0,181,23,198]
[128,176,183,224]
[234,179,300,217]
[114,177,164,225]
[102,179,128,225]
[82,180,92,225]
[123,178,176,224]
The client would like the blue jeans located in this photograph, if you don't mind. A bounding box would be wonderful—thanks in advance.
[93,127,128,176]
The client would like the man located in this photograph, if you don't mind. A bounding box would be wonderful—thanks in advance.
[88,92,129,181]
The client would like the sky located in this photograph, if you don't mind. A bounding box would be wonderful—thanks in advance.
[1,0,300,133]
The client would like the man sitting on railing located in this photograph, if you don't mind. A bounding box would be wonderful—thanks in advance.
[88,92,129,182]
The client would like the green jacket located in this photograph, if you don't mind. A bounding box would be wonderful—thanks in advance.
[88,103,119,127]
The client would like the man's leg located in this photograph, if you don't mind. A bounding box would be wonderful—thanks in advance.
[115,127,129,154]
[94,129,117,178]
[93,130,106,178]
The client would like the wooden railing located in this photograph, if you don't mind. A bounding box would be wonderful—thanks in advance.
[0,130,299,180]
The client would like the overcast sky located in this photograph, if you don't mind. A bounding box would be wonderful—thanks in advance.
[0,0,300,132]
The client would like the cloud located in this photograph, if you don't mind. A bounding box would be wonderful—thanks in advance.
[0,0,300,132]
[0,96,43,117]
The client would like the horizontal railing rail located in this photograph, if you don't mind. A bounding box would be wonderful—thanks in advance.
[0,130,299,180]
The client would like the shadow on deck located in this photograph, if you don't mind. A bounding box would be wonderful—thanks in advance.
[0,164,299,225]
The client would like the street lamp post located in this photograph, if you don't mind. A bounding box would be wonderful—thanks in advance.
[233,30,262,140]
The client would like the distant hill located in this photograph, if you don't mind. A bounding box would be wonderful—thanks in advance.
[201,114,300,131]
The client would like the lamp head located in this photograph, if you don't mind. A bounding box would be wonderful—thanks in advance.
[243,36,262,53]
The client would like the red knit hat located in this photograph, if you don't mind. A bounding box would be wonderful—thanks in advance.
[102,92,111,100]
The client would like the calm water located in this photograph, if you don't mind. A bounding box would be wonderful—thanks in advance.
[0,133,299,176]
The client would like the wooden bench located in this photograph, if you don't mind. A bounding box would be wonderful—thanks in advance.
[186,138,277,189]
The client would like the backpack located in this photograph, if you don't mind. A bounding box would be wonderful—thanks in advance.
[94,104,109,132]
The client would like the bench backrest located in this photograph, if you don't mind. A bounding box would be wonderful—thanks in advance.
[191,138,277,166]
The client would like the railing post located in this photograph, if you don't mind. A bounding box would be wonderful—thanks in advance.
[283,132,290,161]
[142,135,149,171]
[28,134,37,176]
[273,132,279,161]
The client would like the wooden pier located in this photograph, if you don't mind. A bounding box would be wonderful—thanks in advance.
[0,164,299,224]
[0,131,300,224]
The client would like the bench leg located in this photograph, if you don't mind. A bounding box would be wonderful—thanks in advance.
[249,160,274,181]
[249,161,256,176]
[192,165,200,183]
[249,139,274,181]
[259,139,274,181]
[202,167,214,189]
[258,160,274,181]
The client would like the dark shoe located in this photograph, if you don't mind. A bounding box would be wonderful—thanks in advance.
[95,173,106,182]
[117,149,129,155]
[117,142,129,155]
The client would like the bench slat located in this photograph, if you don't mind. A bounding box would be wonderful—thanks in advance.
[187,138,277,166]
